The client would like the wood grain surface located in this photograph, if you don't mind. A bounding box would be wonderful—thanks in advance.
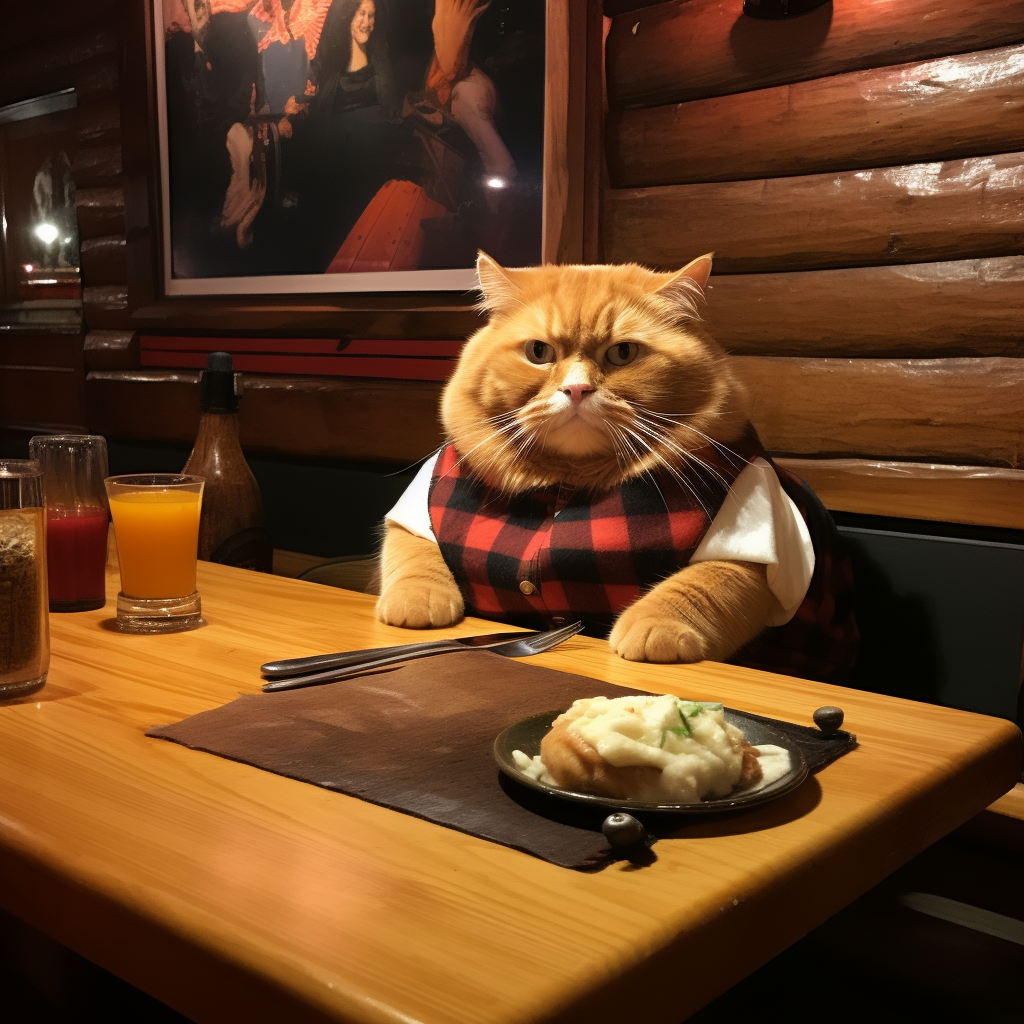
[0,563,1019,1024]
[543,0,588,264]
[0,333,88,437]
[609,45,1024,187]
[603,151,1024,272]
[75,185,125,240]
[703,258,1024,358]
[606,0,1024,107]
[85,370,446,463]
[71,142,122,190]
[738,356,1024,468]
[83,330,139,371]
[775,458,1024,530]
[73,94,120,147]
[79,236,127,287]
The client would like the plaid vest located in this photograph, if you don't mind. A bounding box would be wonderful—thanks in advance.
[428,427,859,683]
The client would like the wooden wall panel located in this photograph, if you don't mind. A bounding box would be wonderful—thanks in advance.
[0,333,85,367]
[84,370,200,447]
[0,330,88,437]
[543,0,588,263]
[72,143,122,190]
[75,95,121,148]
[775,458,1024,531]
[607,0,1024,107]
[129,299,485,338]
[85,372,445,464]
[0,368,87,434]
[83,286,131,330]
[735,357,1024,467]
[0,26,120,102]
[80,236,128,287]
[604,152,1024,272]
[76,186,125,240]
[0,0,119,58]
[609,45,1024,187]
[69,54,120,101]
[704,258,1024,358]
[83,331,139,371]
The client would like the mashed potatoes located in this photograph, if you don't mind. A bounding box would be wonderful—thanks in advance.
[512,694,785,803]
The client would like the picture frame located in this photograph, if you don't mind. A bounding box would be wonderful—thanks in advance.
[149,0,567,298]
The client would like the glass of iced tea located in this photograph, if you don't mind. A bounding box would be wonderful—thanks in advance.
[30,434,110,613]
[104,474,205,634]
[0,460,49,699]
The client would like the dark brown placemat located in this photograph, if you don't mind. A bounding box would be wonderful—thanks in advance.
[147,651,856,870]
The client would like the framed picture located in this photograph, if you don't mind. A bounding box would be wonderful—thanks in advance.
[152,0,552,296]
[0,89,83,328]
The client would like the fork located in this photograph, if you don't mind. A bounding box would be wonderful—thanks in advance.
[260,620,584,692]
[260,627,566,680]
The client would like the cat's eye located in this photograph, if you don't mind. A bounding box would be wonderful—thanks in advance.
[605,342,640,366]
[524,340,556,365]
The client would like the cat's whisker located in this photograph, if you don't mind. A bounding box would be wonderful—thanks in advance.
[629,408,743,486]
[603,420,638,474]
[671,423,749,471]
[629,416,733,496]
[635,407,750,472]
[382,442,449,478]
[618,423,716,519]
[449,418,524,474]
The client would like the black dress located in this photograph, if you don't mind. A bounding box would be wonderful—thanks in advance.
[289,55,412,272]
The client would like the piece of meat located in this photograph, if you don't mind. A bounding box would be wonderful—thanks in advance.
[737,736,763,789]
[540,717,661,800]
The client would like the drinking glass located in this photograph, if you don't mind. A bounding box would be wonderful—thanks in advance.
[29,434,110,612]
[104,474,205,634]
[0,461,49,698]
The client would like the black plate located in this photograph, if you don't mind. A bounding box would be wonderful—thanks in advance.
[494,708,809,814]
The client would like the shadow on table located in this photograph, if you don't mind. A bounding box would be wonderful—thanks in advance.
[0,681,94,706]
[498,770,823,866]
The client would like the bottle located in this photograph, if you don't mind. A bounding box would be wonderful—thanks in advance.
[183,352,273,572]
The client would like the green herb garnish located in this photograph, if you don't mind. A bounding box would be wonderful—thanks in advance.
[672,704,690,736]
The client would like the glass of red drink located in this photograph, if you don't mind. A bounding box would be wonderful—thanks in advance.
[28,434,110,613]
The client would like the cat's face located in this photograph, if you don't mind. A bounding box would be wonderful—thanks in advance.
[441,255,750,493]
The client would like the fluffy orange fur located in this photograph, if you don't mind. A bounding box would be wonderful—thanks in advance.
[377,254,784,663]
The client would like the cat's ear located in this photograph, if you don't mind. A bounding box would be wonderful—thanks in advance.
[652,253,713,317]
[475,251,520,313]
[676,253,714,291]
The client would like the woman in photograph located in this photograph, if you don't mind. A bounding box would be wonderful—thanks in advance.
[288,0,412,270]
[311,0,399,118]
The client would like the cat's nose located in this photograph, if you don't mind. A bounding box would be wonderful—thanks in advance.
[560,384,595,405]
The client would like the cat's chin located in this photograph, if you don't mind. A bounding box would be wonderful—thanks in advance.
[541,418,612,458]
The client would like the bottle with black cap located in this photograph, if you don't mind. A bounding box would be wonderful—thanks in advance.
[183,351,273,572]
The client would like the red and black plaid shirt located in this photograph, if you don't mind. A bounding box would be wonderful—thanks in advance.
[428,426,858,683]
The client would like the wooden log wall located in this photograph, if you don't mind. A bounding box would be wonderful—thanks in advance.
[603,0,1024,528]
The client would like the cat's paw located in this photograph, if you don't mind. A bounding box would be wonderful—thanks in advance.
[376,579,464,629]
[608,606,707,663]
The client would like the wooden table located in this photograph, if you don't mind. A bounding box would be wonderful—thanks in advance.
[1,561,1020,1024]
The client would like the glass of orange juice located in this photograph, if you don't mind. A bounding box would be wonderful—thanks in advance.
[104,474,205,633]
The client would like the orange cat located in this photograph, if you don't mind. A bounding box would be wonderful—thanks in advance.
[377,254,858,681]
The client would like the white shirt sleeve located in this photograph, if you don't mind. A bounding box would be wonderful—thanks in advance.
[690,457,815,625]
[384,452,439,542]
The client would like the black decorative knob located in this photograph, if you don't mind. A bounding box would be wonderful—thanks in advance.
[602,812,647,850]
[813,706,844,733]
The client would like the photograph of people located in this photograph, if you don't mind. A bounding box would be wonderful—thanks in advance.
[158,0,545,285]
